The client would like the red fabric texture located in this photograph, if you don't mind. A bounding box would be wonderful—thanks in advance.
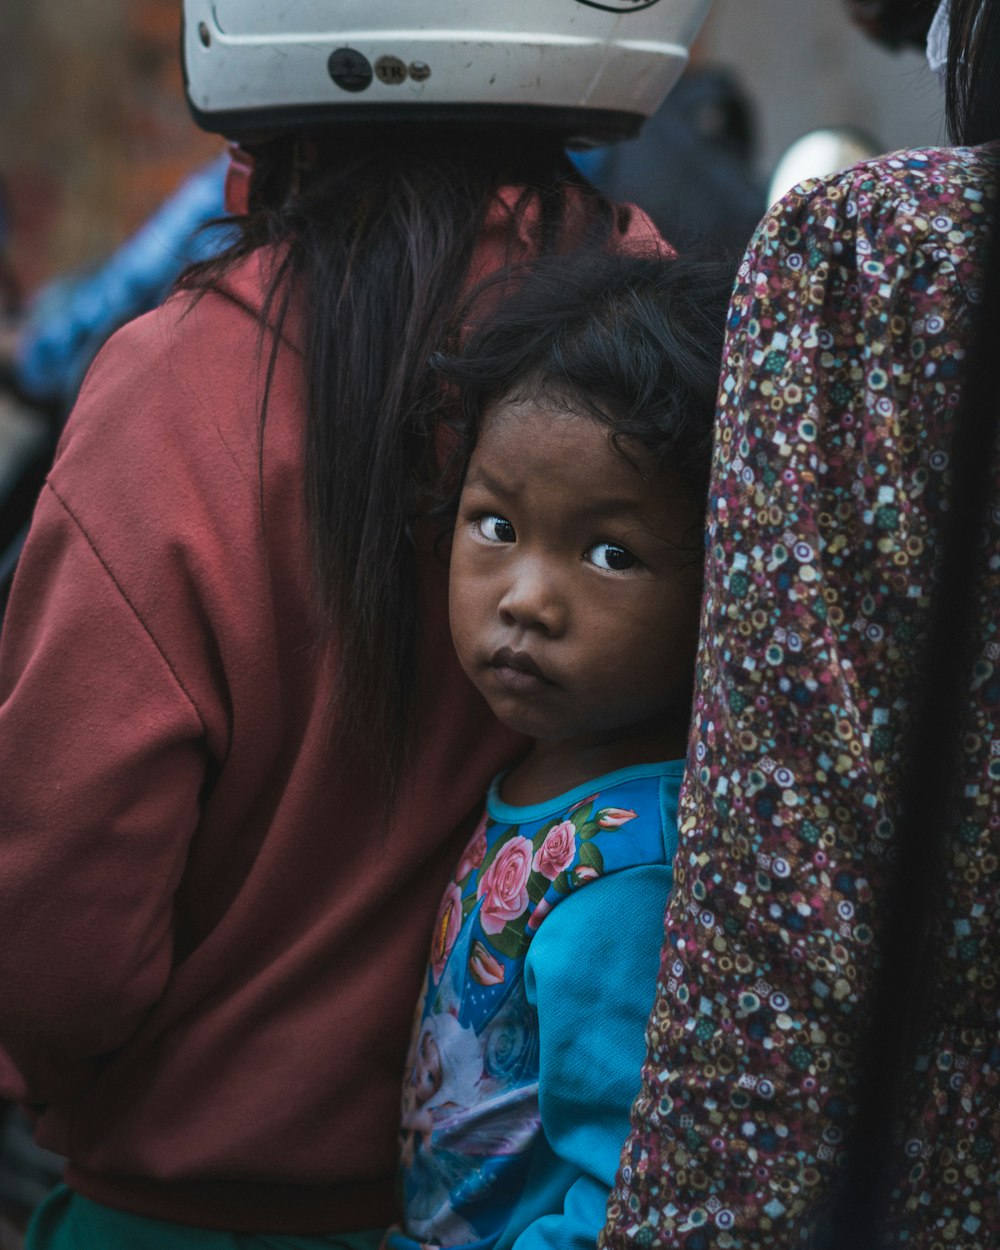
[0,192,662,1233]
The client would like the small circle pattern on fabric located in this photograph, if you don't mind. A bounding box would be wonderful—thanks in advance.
[601,144,1000,1248]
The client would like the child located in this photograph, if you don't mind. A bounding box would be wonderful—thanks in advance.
[385,251,732,1250]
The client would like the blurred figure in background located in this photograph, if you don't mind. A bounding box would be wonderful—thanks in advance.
[3,153,232,413]
[577,66,766,260]
[845,0,938,46]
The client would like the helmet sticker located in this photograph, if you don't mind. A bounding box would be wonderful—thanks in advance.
[574,0,662,11]
[328,48,373,93]
[375,56,408,86]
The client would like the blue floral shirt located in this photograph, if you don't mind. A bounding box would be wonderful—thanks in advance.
[387,760,682,1250]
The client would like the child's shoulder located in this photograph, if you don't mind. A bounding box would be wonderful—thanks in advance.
[482,758,683,895]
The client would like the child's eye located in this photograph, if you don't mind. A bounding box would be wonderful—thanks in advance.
[476,514,516,543]
[586,542,639,572]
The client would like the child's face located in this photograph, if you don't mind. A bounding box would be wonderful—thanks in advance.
[449,394,703,750]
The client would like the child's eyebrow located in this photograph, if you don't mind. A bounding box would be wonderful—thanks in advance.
[581,495,650,521]
[462,465,516,497]
[465,466,651,526]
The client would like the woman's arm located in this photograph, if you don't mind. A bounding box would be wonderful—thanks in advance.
[602,146,998,1246]
[0,291,262,1101]
[0,478,207,1098]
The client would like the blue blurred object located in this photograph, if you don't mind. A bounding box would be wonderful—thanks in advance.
[14,152,235,408]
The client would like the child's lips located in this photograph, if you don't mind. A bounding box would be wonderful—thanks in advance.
[488,646,552,693]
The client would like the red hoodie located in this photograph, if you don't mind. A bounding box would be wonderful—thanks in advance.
[0,190,661,1234]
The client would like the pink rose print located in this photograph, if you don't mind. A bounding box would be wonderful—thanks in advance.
[431,881,462,980]
[527,896,553,931]
[569,793,598,813]
[469,940,505,986]
[532,820,577,880]
[455,814,488,882]
[597,807,638,828]
[477,836,532,935]
[575,865,601,882]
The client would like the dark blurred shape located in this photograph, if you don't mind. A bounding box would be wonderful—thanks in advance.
[0,176,20,320]
[0,1103,65,1242]
[576,67,766,261]
[844,0,938,49]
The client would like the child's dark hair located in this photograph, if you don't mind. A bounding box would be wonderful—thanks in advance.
[436,249,734,510]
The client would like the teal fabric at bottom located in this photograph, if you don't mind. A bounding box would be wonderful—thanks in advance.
[27,1186,385,1250]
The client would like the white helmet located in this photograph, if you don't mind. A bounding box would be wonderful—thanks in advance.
[183,0,715,146]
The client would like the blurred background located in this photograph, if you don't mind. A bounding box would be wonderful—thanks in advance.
[0,0,222,295]
[0,1,947,1244]
[700,0,943,179]
[0,0,943,300]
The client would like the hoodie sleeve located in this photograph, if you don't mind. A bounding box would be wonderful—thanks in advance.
[0,283,269,1101]
[0,477,207,1098]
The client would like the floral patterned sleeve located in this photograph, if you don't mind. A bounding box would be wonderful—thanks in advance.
[601,146,1000,1248]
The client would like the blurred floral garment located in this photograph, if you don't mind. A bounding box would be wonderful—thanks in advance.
[602,145,1000,1248]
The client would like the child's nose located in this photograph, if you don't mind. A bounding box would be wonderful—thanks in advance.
[497,558,567,635]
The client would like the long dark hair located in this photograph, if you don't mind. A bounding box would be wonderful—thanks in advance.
[946,0,1000,142]
[184,131,617,796]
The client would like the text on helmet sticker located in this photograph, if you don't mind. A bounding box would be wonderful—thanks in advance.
[574,0,663,11]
